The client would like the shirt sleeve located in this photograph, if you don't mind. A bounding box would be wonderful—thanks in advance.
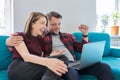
[68,33,90,53]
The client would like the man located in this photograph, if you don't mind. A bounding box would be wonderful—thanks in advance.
[6,11,114,80]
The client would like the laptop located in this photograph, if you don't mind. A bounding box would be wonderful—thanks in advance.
[68,41,106,70]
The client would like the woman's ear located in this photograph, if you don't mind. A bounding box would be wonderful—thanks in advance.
[31,22,35,28]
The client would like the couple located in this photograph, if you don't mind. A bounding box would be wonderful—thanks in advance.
[7,11,114,80]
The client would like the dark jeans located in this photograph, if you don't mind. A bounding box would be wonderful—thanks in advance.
[41,55,69,80]
[62,68,80,80]
[78,62,115,80]
[8,55,70,80]
[8,57,114,80]
[62,62,114,80]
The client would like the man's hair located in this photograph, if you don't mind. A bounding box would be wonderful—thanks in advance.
[46,11,62,20]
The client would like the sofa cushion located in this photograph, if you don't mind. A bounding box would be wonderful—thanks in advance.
[0,70,8,80]
[80,75,97,80]
[0,36,12,70]
[102,57,120,80]
[111,48,120,58]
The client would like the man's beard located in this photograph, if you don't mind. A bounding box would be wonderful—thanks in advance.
[50,30,60,35]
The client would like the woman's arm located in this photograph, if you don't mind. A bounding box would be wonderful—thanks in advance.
[15,41,68,76]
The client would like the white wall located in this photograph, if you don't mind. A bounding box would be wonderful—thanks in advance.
[13,0,96,33]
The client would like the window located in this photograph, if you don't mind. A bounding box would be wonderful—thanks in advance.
[0,0,13,35]
[96,0,115,16]
[0,0,5,27]
[96,0,116,33]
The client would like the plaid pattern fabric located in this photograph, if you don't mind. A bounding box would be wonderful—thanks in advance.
[43,32,88,60]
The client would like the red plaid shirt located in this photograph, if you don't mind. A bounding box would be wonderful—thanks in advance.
[42,32,89,60]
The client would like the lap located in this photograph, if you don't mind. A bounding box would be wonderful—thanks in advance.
[62,67,80,80]
[8,55,69,80]
[8,59,47,80]
[78,62,111,75]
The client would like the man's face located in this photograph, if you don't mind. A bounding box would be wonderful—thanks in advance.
[48,17,61,34]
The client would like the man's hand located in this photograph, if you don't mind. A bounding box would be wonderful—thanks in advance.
[78,24,89,42]
[6,33,23,46]
[78,24,89,35]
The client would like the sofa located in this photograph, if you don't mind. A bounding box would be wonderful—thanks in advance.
[0,36,12,80]
[72,32,120,80]
[0,32,120,80]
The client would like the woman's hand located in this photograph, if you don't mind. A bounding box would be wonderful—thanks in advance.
[45,58,68,76]
[50,50,65,56]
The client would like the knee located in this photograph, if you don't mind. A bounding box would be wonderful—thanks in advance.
[98,62,111,71]
[102,63,110,68]
[58,55,69,66]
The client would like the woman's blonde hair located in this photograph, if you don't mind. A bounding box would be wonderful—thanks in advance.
[24,12,48,39]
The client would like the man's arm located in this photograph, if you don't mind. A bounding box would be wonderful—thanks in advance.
[78,24,89,42]
[6,33,23,51]
[71,24,89,52]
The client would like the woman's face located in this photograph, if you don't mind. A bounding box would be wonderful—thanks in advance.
[32,17,47,36]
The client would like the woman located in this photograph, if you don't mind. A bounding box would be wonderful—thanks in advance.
[8,12,68,80]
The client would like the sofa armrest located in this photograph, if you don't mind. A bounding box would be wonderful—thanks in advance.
[110,47,120,58]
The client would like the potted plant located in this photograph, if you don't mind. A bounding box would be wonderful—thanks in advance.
[110,9,120,35]
[101,14,110,26]
[100,14,110,32]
